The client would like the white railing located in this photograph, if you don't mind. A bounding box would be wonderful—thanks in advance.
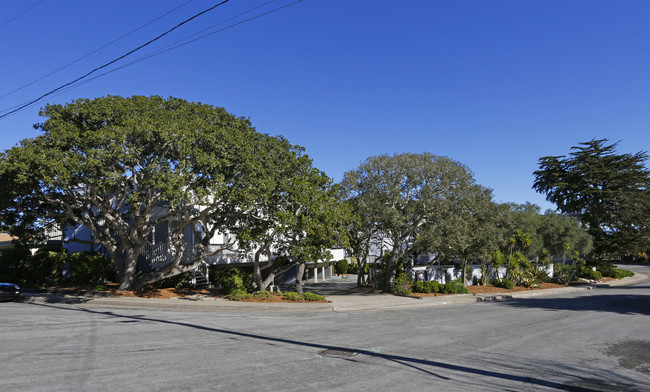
[143,242,170,266]
[142,242,260,267]
[45,226,63,241]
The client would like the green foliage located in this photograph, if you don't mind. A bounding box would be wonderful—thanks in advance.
[221,275,244,294]
[0,247,32,284]
[212,268,252,294]
[0,95,329,291]
[534,139,650,256]
[412,280,439,294]
[300,292,326,301]
[492,278,514,290]
[93,284,107,293]
[440,279,469,294]
[27,250,68,286]
[0,248,116,286]
[340,153,489,292]
[537,248,551,265]
[149,271,191,289]
[576,261,603,280]
[613,269,634,279]
[595,261,617,277]
[227,289,252,301]
[391,273,412,295]
[282,291,301,301]
[553,263,576,285]
[67,251,115,284]
[252,290,273,300]
[335,259,349,275]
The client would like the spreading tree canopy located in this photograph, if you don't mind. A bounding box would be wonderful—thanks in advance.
[533,139,650,257]
[233,145,349,294]
[0,95,320,290]
[340,153,488,291]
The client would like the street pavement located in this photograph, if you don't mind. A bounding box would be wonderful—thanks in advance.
[3,264,649,392]
[19,265,649,313]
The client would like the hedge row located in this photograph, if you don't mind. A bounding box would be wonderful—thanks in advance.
[0,248,115,286]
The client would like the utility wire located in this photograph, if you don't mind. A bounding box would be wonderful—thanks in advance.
[37,0,303,103]
[0,0,304,118]
[0,0,231,119]
[0,0,195,100]
[0,0,46,30]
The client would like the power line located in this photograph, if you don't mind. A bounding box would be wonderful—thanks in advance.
[0,0,195,101]
[0,0,305,118]
[0,0,46,30]
[0,0,232,120]
[36,0,304,104]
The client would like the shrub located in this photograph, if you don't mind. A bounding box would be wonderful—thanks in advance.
[252,290,273,300]
[391,273,412,295]
[0,247,32,284]
[227,289,251,301]
[412,281,425,293]
[335,259,349,275]
[442,279,469,294]
[29,250,68,285]
[213,268,250,294]
[553,263,576,285]
[412,280,439,294]
[347,258,358,273]
[282,291,301,301]
[68,251,115,284]
[493,278,514,290]
[614,269,634,279]
[579,267,602,281]
[222,275,244,294]
[301,292,325,301]
[596,262,633,280]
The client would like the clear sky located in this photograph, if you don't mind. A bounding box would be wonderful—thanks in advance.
[1,0,648,211]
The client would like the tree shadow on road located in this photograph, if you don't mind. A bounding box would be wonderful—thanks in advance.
[25,301,643,392]
[496,291,650,316]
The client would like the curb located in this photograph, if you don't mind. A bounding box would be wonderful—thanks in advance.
[434,272,648,305]
[18,272,647,313]
[19,293,335,313]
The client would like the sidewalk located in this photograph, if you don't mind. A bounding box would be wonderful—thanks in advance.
[19,271,648,313]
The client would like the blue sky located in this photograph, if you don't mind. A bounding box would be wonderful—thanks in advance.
[1,0,648,211]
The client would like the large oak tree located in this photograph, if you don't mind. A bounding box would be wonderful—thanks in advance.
[0,96,314,290]
[340,153,486,291]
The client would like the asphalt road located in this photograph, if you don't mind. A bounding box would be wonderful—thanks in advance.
[2,265,649,392]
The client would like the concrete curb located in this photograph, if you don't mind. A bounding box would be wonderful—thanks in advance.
[20,294,335,312]
[18,272,647,313]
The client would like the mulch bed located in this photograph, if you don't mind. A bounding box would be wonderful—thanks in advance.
[410,278,615,298]
[36,276,616,302]
[38,284,329,303]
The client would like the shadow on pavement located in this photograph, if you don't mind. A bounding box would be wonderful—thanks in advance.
[498,292,650,316]
[24,301,632,392]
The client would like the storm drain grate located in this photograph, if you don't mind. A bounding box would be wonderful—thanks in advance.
[318,349,359,358]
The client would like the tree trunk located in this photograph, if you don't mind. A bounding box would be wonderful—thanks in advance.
[462,259,468,286]
[116,250,138,291]
[295,262,305,295]
[382,257,397,293]
[357,261,366,286]
[253,252,263,290]
[259,272,275,292]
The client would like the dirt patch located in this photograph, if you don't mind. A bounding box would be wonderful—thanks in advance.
[41,284,219,300]
[39,284,328,303]
[39,276,617,302]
